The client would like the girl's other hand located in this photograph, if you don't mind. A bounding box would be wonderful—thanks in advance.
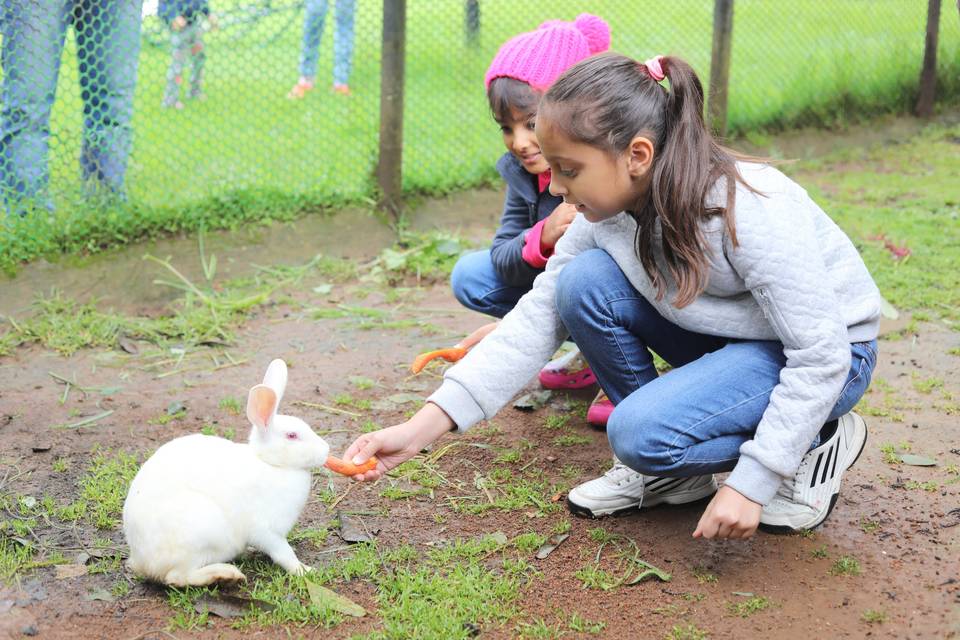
[172,15,187,30]
[343,403,456,482]
[455,322,499,350]
[692,485,762,540]
[540,202,579,250]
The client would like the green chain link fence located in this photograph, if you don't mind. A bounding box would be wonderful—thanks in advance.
[0,1,957,251]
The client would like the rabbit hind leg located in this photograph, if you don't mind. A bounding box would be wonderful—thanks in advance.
[165,563,246,586]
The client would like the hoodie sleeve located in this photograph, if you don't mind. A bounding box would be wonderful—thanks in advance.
[428,214,597,430]
[723,186,852,506]
[489,183,545,288]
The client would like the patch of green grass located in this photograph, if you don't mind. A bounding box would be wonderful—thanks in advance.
[862,609,888,624]
[860,518,881,534]
[552,434,591,447]
[494,448,523,464]
[0,537,36,583]
[57,449,140,529]
[165,586,215,631]
[51,457,70,473]
[796,125,960,327]
[574,564,620,591]
[568,612,605,634]
[449,470,565,517]
[912,375,944,394]
[727,596,772,618]
[379,484,430,501]
[148,409,186,425]
[904,480,938,492]
[289,524,335,549]
[693,566,719,584]
[666,623,708,640]
[349,376,376,390]
[811,545,829,559]
[3,253,336,355]
[830,555,861,576]
[219,396,243,415]
[543,415,570,431]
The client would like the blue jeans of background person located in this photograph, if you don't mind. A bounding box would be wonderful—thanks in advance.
[555,249,878,478]
[451,249,529,318]
[0,0,143,208]
[298,0,356,86]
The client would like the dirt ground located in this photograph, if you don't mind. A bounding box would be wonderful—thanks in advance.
[2,123,959,639]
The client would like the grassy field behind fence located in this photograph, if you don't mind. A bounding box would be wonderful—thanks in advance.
[0,1,958,270]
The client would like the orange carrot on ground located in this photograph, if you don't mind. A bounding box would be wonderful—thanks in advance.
[410,346,468,374]
[324,455,379,476]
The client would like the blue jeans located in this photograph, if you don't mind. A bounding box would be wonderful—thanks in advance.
[298,0,356,86]
[451,249,529,318]
[556,249,878,477]
[0,0,143,208]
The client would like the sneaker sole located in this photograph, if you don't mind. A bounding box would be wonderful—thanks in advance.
[759,418,868,534]
[567,483,717,519]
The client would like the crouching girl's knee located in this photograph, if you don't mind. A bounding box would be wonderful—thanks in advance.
[607,409,674,477]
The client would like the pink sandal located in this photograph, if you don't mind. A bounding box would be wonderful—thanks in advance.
[538,347,597,389]
[586,391,613,429]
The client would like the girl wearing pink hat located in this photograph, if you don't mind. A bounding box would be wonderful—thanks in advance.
[450,14,613,425]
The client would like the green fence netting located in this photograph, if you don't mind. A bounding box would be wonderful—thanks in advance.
[0,0,957,218]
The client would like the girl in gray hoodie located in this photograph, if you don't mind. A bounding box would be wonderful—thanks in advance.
[344,53,881,539]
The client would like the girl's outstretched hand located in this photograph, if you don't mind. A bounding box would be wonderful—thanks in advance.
[343,403,455,482]
[692,485,762,540]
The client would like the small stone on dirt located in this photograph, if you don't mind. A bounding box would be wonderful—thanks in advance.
[337,510,380,543]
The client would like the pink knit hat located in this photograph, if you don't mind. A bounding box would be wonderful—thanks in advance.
[484,14,611,91]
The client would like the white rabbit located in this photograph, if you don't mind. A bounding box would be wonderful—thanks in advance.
[122,359,330,586]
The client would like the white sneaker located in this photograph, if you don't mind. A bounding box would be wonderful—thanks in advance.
[759,412,868,532]
[567,460,717,518]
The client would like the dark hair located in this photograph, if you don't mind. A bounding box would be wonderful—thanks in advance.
[487,76,541,122]
[541,52,757,307]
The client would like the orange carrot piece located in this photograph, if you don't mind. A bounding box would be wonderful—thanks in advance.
[410,346,468,374]
[324,455,379,476]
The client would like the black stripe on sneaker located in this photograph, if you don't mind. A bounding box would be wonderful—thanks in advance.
[831,440,840,478]
[648,478,684,494]
[821,446,834,485]
[810,452,824,489]
[645,477,674,490]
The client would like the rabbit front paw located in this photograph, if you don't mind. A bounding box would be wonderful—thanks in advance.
[290,561,313,576]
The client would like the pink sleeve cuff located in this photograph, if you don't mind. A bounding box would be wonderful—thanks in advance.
[521,218,553,269]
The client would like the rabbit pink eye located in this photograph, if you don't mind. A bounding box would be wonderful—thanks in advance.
[286,432,298,440]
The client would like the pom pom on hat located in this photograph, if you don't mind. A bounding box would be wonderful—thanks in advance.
[574,13,611,54]
[485,13,611,91]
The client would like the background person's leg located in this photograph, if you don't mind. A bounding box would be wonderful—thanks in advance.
[0,0,71,208]
[76,0,143,195]
[332,0,356,88]
[188,22,205,99]
[162,26,188,107]
[298,0,329,81]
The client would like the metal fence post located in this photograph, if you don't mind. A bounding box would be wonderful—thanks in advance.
[707,0,734,137]
[916,0,942,117]
[377,0,406,222]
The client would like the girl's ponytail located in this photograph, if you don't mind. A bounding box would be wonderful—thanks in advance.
[650,56,738,306]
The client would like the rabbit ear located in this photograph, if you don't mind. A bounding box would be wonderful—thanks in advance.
[247,384,278,430]
[261,359,287,407]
